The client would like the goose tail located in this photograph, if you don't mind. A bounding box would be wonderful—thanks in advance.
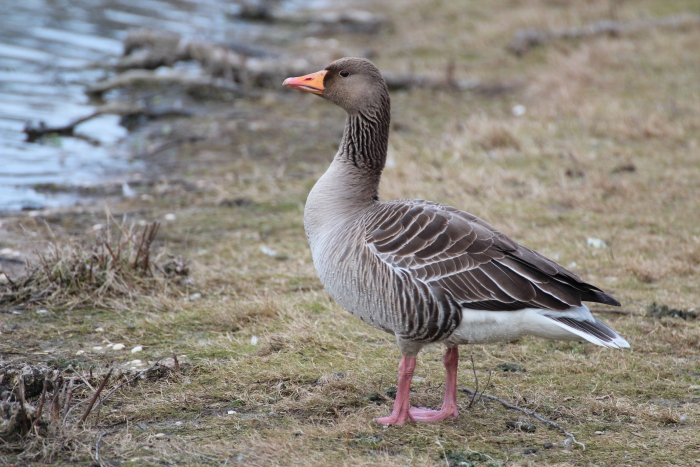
[544,311,630,349]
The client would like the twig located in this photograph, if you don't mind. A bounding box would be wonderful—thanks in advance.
[61,378,76,426]
[508,13,700,56]
[459,387,586,450]
[137,136,204,159]
[87,70,242,98]
[50,376,62,420]
[95,431,108,467]
[88,359,169,415]
[78,368,113,426]
[17,375,29,435]
[62,385,93,426]
[23,102,193,142]
[103,242,119,264]
[234,6,386,32]
[147,223,160,259]
[30,372,49,435]
[468,355,479,408]
[110,30,518,96]
[466,355,492,408]
[133,222,159,273]
[479,371,492,405]
[381,71,520,95]
[70,366,95,392]
[64,359,171,426]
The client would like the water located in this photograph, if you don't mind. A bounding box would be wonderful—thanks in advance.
[0,0,327,212]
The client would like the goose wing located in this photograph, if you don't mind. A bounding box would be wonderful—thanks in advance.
[367,200,619,311]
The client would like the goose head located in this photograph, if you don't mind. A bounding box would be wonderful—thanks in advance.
[283,57,389,116]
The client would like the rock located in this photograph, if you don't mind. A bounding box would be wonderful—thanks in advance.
[587,237,607,249]
[0,400,36,440]
[506,420,537,432]
[496,363,526,372]
[0,363,57,399]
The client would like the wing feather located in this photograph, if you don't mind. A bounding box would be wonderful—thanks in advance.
[367,200,619,312]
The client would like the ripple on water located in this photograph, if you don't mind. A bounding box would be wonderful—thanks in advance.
[1,0,319,211]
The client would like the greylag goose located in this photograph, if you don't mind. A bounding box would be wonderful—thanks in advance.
[283,57,629,426]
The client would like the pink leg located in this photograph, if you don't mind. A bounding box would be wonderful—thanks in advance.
[409,347,459,422]
[374,356,416,425]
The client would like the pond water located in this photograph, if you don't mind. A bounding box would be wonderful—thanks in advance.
[0,0,324,212]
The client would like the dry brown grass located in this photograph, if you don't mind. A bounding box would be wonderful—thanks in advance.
[1,219,189,312]
[1,0,700,465]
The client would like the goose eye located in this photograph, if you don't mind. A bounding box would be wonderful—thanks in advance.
[339,70,349,78]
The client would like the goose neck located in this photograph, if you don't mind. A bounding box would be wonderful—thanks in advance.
[336,97,391,185]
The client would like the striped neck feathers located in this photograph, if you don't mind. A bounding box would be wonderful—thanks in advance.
[337,92,390,178]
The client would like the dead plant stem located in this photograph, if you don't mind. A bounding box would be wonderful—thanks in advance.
[78,368,113,426]
[30,372,49,435]
[459,387,586,450]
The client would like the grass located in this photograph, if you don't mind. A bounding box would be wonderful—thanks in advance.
[1,0,700,464]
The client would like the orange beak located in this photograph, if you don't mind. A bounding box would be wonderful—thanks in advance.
[283,70,327,95]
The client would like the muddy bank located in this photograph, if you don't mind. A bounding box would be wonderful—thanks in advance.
[0,0,387,211]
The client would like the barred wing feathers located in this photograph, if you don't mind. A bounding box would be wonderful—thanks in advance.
[367,200,620,313]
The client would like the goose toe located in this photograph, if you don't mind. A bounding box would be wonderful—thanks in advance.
[409,406,459,423]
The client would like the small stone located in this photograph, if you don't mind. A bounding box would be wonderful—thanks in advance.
[92,223,104,231]
[76,350,85,355]
[175,421,183,426]
[260,245,289,260]
[512,104,526,117]
[594,430,605,435]
[227,410,236,415]
[93,346,103,351]
[506,420,537,432]
[497,363,526,372]
[164,213,177,221]
[95,327,104,332]
[250,336,259,345]
[112,343,125,350]
[587,237,607,249]
[131,345,143,353]
[122,182,136,198]
[188,293,201,301]
[260,245,277,256]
